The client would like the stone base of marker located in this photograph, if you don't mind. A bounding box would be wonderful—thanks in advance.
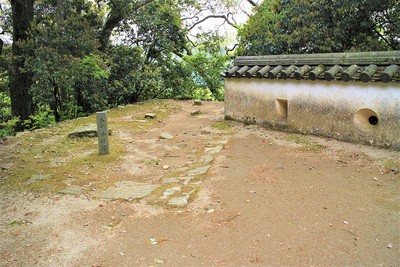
[68,123,112,138]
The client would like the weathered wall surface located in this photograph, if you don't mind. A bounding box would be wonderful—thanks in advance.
[224,78,400,149]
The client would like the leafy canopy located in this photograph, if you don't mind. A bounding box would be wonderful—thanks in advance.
[237,0,400,55]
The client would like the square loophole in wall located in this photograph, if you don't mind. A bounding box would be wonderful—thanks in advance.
[276,99,288,123]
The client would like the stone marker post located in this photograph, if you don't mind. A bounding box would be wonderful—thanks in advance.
[96,111,109,155]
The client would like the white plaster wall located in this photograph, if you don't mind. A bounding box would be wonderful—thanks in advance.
[224,78,400,149]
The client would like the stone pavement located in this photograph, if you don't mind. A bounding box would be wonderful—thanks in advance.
[89,135,229,207]
[60,101,231,208]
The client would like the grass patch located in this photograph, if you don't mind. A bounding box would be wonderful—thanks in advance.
[211,120,235,134]
[9,220,30,226]
[383,159,400,170]
[286,134,324,151]
[146,159,160,166]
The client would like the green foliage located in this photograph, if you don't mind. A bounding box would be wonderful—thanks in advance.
[108,45,165,103]
[120,0,186,61]
[182,34,231,101]
[2,0,232,135]
[0,87,11,122]
[0,116,19,137]
[238,0,399,55]
[0,88,17,137]
[24,105,56,130]
[72,54,110,115]
[24,0,104,120]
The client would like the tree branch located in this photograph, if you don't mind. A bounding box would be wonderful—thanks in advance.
[246,0,257,7]
[187,14,238,31]
[98,0,156,52]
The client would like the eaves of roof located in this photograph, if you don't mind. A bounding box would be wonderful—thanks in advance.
[223,51,400,83]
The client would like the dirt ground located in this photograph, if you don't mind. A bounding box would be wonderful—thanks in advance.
[0,100,399,266]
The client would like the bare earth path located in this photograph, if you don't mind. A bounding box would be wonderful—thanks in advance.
[0,100,399,266]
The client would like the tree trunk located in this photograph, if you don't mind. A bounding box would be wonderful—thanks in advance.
[9,0,35,124]
[98,9,124,52]
[98,0,155,52]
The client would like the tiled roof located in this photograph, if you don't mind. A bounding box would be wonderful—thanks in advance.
[223,51,400,83]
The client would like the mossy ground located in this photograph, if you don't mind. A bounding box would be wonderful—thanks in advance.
[211,120,235,134]
[0,100,180,194]
[286,134,325,151]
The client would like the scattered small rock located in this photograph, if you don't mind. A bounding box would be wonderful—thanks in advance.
[387,243,393,249]
[190,110,201,116]
[206,204,219,213]
[162,165,170,170]
[160,132,174,139]
[193,100,202,106]
[372,177,379,181]
[145,113,157,119]
[154,258,164,264]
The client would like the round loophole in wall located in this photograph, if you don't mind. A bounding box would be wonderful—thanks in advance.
[353,108,379,133]
[368,115,379,125]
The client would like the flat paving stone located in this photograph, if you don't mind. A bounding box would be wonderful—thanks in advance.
[160,132,174,139]
[161,186,181,199]
[59,185,86,195]
[188,165,210,176]
[161,177,193,185]
[161,177,181,183]
[168,195,190,207]
[95,181,160,201]
[204,145,223,154]
[199,154,214,165]
[167,188,196,207]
